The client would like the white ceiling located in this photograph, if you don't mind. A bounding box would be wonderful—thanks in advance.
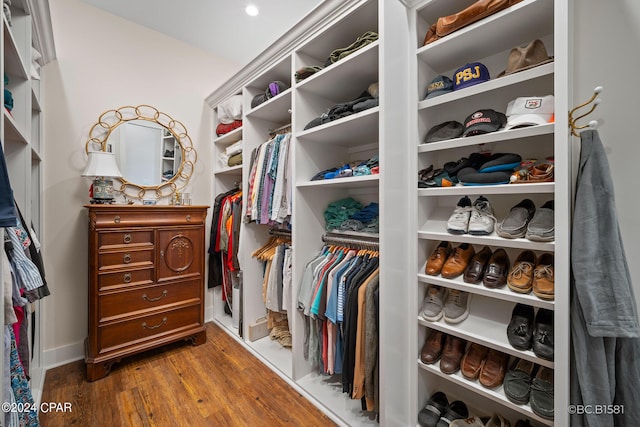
[79,0,323,64]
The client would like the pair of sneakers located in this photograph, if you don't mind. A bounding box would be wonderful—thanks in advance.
[420,285,471,324]
[447,196,496,235]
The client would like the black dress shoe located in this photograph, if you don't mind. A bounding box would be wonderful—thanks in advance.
[483,248,510,288]
[533,308,554,361]
[418,391,449,427]
[463,246,492,284]
[507,304,534,350]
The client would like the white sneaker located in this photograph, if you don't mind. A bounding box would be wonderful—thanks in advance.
[443,289,471,324]
[468,196,496,235]
[447,196,472,234]
[420,285,447,321]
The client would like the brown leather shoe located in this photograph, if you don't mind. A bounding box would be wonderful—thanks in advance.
[479,349,509,388]
[507,250,536,293]
[463,246,492,284]
[533,253,554,300]
[425,241,453,276]
[420,329,446,365]
[440,335,467,374]
[441,243,475,279]
[460,342,489,380]
[482,248,510,288]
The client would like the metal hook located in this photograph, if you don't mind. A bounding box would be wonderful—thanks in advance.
[569,86,602,136]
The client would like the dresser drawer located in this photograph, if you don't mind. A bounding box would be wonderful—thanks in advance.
[98,268,154,291]
[94,209,206,228]
[99,279,201,322]
[99,230,153,250]
[98,249,154,270]
[98,304,201,353]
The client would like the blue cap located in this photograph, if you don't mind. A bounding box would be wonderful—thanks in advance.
[453,62,490,91]
[424,75,454,100]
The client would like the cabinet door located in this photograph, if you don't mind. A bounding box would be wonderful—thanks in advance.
[156,228,203,281]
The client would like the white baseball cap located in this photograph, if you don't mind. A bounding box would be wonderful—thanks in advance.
[505,95,554,130]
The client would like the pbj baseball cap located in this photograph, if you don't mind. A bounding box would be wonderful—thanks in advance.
[453,62,490,91]
[424,75,454,100]
[505,95,555,129]
[463,109,507,137]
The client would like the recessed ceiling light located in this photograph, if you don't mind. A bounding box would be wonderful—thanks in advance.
[245,5,259,16]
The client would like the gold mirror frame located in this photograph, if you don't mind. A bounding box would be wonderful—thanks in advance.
[85,105,197,200]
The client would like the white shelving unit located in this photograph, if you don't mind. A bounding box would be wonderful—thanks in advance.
[1,0,55,405]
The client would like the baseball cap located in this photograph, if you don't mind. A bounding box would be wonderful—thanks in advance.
[453,62,490,91]
[424,75,454,100]
[463,109,507,137]
[424,121,464,143]
[505,95,554,130]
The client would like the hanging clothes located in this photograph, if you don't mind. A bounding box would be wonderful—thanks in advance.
[0,141,16,227]
[570,130,640,427]
[207,187,242,288]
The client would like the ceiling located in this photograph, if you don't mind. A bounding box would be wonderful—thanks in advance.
[79,0,323,65]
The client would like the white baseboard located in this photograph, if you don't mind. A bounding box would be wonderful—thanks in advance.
[29,367,46,404]
[42,340,84,370]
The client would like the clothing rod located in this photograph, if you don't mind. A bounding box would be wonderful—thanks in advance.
[269,228,292,238]
[322,234,379,249]
[268,123,292,137]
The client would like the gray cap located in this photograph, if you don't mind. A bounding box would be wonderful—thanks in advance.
[424,121,464,143]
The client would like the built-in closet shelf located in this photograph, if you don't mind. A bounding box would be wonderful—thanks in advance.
[32,88,42,112]
[418,62,554,111]
[417,273,555,311]
[417,315,554,369]
[213,127,243,145]
[3,16,29,80]
[245,89,292,122]
[417,228,554,252]
[214,165,243,176]
[213,314,239,336]
[296,107,379,147]
[4,110,28,144]
[417,361,554,427]
[418,183,554,197]
[417,124,554,153]
[298,174,379,189]
[31,147,41,161]
[246,336,293,379]
[416,0,553,73]
[326,230,379,240]
[296,41,379,99]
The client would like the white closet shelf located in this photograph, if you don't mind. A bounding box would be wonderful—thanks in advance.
[296,41,379,100]
[296,107,379,147]
[416,0,553,73]
[417,315,554,369]
[4,110,28,144]
[326,230,379,240]
[417,361,554,426]
[31,147,42,161]
[418,182,554,197]
[214,165,243,176]
[245,89,292,122]
[213,313,239,337]
[418,123,555,153]
[298,174,379,189]
[417,273,554,311]
[32,88,42,112]
[418,62,554,111]
[246,335,293,379]
[3,16,29,80]
[213,127,243,145]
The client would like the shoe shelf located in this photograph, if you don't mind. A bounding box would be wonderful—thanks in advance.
[417,273,555,311]
[417,123,554,153]
[213,165,243,176]
[298,174,380,189]
[417,312,554,369]
[418,182,554,197]
[295,107,380,147]
[213,126,243,145]
[296,40,379,99]
[245,88,293,122]
[416,0,553,73]
[417,360,554,426]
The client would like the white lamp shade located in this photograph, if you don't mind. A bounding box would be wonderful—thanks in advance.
[81,151,123,178]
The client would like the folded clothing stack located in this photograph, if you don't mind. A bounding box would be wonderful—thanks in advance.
[324,31,378,67]
[218,139,243,168]
[304,83,379,130]
[4,73,13,112]
[251,80,290,109]
[419,152,522,187]
[310,155,379,180]
[324,198,379,233]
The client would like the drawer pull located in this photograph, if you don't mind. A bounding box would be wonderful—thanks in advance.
[123,254,132,264]
[123,233,132,244]
[142,317,167,330]
[186,215,191,222]
[114,216,121,224]
[142,290,168,302]
[123,273,132,283]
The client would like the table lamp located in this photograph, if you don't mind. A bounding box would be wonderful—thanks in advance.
[82,151,122,204]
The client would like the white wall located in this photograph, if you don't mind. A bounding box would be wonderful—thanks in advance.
[41,0,240,365]
[573,0,640,309]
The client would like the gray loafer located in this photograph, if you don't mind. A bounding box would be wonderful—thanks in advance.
[497,199,536,238]
[526,200,554,241]
[530,366,554,419]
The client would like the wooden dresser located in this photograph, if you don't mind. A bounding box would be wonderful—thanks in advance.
[84,204,208,381]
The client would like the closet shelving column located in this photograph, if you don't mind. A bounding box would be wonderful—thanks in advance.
[290,0,382,424]
[407,0,568,425]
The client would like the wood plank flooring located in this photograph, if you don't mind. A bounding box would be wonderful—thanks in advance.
[40,322,337,427]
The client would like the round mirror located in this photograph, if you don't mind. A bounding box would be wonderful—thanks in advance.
[85,105,197,200]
